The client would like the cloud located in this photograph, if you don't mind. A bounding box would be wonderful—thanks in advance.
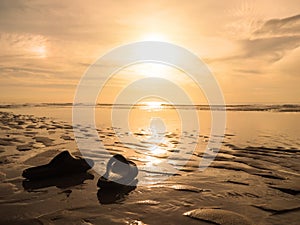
[240,35,300,62]
[233,69,261,75]
[238,15,300,63]
[212,14,300,65]
[253,14,300,38]
[208,35,300,66]
[0,32,48,57]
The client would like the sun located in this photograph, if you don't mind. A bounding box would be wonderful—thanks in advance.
[141,33,168,42]
[145,101,163,109]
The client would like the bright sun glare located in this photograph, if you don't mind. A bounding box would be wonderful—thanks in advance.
[146,101,163,108]
[141,101,164,111]
[131,63,173,78]
[141,33,168,42]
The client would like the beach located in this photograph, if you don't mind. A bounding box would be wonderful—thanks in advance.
[2,0,300,224]
[0,104,299,225]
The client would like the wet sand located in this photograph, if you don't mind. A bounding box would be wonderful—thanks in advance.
[0,111,299,225]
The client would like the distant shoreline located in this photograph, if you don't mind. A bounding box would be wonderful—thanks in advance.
[1,103,300,112]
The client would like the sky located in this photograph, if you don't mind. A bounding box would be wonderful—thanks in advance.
[0,0,299,104]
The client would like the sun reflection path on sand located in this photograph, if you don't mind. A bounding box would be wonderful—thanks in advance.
[129,103,181,179]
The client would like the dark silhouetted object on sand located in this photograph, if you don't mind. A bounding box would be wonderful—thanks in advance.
[22,150,94,180]
[97,154,138,204]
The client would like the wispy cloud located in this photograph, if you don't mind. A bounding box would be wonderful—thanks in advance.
[253,14,300,38]
[240,35,300,62]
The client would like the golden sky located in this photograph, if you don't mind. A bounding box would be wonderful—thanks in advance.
[0,0,299,104]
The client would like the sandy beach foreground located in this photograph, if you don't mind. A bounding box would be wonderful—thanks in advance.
[0,110,299,225]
